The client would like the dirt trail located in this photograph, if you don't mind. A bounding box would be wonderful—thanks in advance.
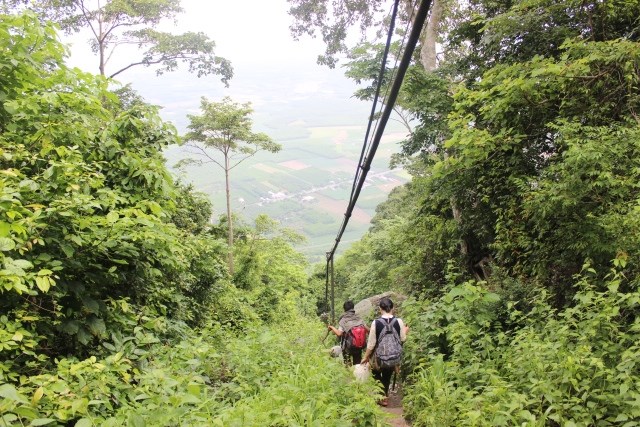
[382,385,410,427]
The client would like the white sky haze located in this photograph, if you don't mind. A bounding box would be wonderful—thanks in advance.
[64,0,368,132]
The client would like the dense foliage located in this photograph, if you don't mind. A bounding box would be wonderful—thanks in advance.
[323,0,640,424]
[399,260,640,425]
[1,316,386,426]
[0,0,233,80]
[335,0,640,300]
[0,11,225,363]
[182,97,282,275]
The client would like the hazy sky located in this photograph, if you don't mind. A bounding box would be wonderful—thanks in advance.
[64,0,373,133]
[173,0,325,67]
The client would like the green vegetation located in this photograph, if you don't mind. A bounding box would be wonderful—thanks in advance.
[182,96,282,274]
[317,0,640,425]
[1,0,232,81]
[1,316,386,426]
[3,0,640,425]
[401,265,640,425]
[166,134,407,263]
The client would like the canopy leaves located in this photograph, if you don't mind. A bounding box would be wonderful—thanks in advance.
[1,0,233,81]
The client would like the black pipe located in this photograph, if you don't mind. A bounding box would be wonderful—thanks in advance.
[328,0,433,260]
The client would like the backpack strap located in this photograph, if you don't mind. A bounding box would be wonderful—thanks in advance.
[374,317,399,341]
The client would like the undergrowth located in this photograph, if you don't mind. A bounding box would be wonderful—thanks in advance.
[401,261,640,426]
[0,317,387,426]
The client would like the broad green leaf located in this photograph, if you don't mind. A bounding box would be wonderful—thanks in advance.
[60,320,80,335]
[1,414,18,423]
[106,211,119,223]
[87,317,106,336]
[15,406,39,419]
[180,393,200,404]
[32,387,44,404]
[60,243,75,258]
[35,276,51,292]
[77,328,92,345]
[0,237,16,251]
[447,286,465,298]
[482,293,500,303]
[82,297,101,314]
[12,259,33,270]
[69,235,83,246]
[30,419,57,426]
[127,414,146,427]
[0,383,28,404]
[45,379,68,394]
[0,222,10,237]
[3,101,17,114]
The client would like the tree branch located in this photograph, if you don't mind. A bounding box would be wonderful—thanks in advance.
[183,143,225,169]
[78,0,100,41]
[108,53,192,78]
[392,105,414,133]
[229,152,257,171]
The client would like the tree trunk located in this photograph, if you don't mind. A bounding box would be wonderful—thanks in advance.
[224,154,234,275]
[419,0,474,271]
[420,0,442,71]
[98,12,106,76]
[99,43,106,76]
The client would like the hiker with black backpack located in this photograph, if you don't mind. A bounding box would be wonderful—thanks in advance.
[362,297,409,407]
[328,300,369,366]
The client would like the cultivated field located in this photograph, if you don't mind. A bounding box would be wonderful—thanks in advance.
[165,123,408,263]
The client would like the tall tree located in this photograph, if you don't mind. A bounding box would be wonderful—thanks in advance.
[1,0,232,81]
[182,96,282,275]
[288,0,448,72]
[435,0,640,298]
[288,0,470,275]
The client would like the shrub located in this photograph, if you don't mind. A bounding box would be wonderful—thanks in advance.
[402,260,640,426]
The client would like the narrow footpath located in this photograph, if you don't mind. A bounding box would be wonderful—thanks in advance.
[383,385,410,427]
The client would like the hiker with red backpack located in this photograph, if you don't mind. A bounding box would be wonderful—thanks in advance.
[362,297,409,407]
[328,300,369,365]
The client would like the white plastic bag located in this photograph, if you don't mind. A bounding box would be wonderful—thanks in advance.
[353,363,370,382]
[329,345,342,358]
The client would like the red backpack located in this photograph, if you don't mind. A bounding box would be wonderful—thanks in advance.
[346,325,367,350]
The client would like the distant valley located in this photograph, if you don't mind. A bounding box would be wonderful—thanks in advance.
[164,123,409,263]
[130,63,410,263]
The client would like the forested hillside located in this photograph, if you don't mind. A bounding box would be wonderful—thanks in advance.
[2,0,640,426]
[306,0,640,424]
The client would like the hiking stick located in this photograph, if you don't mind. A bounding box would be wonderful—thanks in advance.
[321,312,331,343]
[322,328,330,343]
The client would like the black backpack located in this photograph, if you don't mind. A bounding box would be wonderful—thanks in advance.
[374,317,402,369]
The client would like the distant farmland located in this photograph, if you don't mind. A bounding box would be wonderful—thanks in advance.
[165,124,409,263]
